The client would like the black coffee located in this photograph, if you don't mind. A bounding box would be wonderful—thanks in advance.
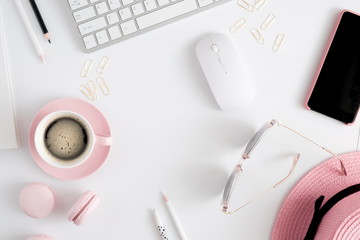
[44,117,88,161]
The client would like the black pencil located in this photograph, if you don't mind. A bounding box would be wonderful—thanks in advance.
[28,0,51,43]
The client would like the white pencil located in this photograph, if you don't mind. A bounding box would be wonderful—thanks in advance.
[152,208,169,240]
[162,192,188,240]
[14,0,45,63]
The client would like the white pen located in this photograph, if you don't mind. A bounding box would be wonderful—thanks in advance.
[162,192,188,240]
[152,208,169,240]
[14,0,46,63]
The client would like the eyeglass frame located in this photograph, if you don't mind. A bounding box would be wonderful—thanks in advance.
[221,119,347,216]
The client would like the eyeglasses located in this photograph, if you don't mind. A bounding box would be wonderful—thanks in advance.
[221,119,347,216]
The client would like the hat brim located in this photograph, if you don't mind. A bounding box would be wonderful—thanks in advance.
[272,151,360,240]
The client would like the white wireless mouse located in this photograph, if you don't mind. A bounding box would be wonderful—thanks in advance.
[196,33,254,111]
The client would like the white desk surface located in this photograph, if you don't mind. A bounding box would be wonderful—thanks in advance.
[1,0,360,239]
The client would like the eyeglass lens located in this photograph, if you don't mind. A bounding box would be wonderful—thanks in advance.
[242,120,276,159]
[222,165,242,213]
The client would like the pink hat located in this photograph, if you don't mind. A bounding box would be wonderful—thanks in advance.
[272,151,360,240]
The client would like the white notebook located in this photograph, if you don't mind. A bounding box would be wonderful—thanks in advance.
[0,4,19,150]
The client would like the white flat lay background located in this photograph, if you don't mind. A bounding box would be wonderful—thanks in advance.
[0,0,360,239]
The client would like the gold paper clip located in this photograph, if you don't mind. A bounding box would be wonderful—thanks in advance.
[81,59,93,78]
[97,77,110,96]
[254,0,267,11]
[87,80,97,94]
[250,28,264,45]
[237,0,254,12]
[79,84,97,101]
[273,33,285,52]
[230,18,247,33]
[261,13,276,30]
[97,56,110,74]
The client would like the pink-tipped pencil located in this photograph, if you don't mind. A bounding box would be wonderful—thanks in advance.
[162,191,188,240]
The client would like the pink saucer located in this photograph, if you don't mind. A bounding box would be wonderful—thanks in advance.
[28,98,111,180]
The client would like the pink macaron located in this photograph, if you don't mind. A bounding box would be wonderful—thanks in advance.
[19,183,55,219]
[26,234,53,240]
[67,191,99,225]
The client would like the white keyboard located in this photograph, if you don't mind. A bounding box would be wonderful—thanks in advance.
[68,0,232,52]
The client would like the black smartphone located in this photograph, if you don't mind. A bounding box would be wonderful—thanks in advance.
[306,10,360,125]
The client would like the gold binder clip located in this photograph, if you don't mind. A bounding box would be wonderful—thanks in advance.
[81,59,93,78]
[97,77,110,96]
[250,28,264,45]
[97,56,110,74]
[261,13,276,30]
[230,18,247,33]
[237,0,254,12]
[273,33,285,52]
[254,0,267,11]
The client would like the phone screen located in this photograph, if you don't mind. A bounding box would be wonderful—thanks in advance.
[307,11,360,124]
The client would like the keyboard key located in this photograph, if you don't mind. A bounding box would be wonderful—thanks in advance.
[69,0,89,10]
[144,0,157,11]
[95,2,109,14]
[73,6,96,23]
[122,0,133,5]
[90,0,101,2]
[78,17,107,35]
[119,7,132,20]
[131,3,145,16]
[121,20,137,35]
[108,0,121,10]
[106,12,120,24]
[137,0,197,30]
[83,35,97,49]
[96,30,109,44]
[157,0,170,6]
[108,25,122,39]
[198,0,213,7]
